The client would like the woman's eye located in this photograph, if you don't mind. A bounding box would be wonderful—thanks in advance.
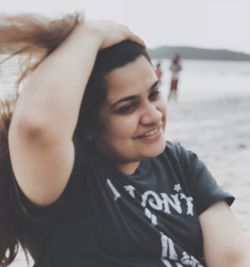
[116,103,137,114]
[149,89,161,100]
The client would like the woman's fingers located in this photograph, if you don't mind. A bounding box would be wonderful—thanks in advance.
[85,20,145,49]
[127,32,146,47]
[121,24,146,47]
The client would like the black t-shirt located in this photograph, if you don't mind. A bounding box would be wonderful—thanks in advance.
[13,139,234,267]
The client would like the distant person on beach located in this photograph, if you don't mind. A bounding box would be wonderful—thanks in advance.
[155,62,163,82]
[168,53,182,102]
[0,13,250,267]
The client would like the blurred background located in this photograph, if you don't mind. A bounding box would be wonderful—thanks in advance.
[1,0,249,266]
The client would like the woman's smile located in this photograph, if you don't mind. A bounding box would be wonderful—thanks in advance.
[97,55,167,165]
[135,125,162,141]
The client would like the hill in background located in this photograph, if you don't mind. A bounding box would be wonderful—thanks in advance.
[1,46,250,61]
[148,46,250,61]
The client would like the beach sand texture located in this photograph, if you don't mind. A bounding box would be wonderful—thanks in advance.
[167,97,250,238]
[10,95,250,267]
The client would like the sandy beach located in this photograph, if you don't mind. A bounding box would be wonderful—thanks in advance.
[167,96,250,238]
[10,94,250,266]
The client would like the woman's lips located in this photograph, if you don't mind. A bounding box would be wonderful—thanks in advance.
[136,126,161,140]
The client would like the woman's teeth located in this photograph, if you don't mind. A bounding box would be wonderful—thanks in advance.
[142,127,159,137]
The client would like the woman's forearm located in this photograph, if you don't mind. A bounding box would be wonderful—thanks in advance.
[12,23,103,141]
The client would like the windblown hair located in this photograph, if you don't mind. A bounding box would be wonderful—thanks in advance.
[0,12,150,267]
[0,12,82,267]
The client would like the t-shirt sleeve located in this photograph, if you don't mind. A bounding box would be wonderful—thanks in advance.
[174,143,235,215]
[11,136,85,222]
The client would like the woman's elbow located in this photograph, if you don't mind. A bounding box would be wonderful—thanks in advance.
[206,245,250,267]
[9,110,57,145]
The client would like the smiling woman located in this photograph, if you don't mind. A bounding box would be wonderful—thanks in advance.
[0,12,250,267]
[96,56,166,173]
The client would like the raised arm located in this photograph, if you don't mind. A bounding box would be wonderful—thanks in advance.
[8,19,144,206]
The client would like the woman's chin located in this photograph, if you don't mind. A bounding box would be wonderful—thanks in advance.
[140,138,166,159]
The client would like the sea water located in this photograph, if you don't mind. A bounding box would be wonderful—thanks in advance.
[1,56,250,102]
[153,59,250,102]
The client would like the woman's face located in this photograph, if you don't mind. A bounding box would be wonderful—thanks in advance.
[96,56,167,174]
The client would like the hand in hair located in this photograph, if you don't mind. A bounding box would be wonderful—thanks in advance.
[79,20,145,50]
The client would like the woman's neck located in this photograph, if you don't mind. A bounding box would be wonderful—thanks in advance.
[116,161,140,176]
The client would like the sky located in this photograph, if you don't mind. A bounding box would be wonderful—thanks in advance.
[1,0,250,53]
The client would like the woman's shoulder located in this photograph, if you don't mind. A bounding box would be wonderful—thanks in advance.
[162,140,188,158]
[157,141,198,171]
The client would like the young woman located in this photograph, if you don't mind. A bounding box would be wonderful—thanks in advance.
[0,13,249,267]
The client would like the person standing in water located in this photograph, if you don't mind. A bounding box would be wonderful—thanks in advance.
[155,62,163,82]
[168,53,182,102]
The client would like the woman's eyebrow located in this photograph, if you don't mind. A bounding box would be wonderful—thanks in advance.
[149,80,161,91]
[110,80,160,108]
[110,95,137,109]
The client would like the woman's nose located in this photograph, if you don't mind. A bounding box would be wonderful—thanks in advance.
[140,103,162,125]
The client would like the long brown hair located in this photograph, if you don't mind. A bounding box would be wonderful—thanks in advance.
[0,12,82,267]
